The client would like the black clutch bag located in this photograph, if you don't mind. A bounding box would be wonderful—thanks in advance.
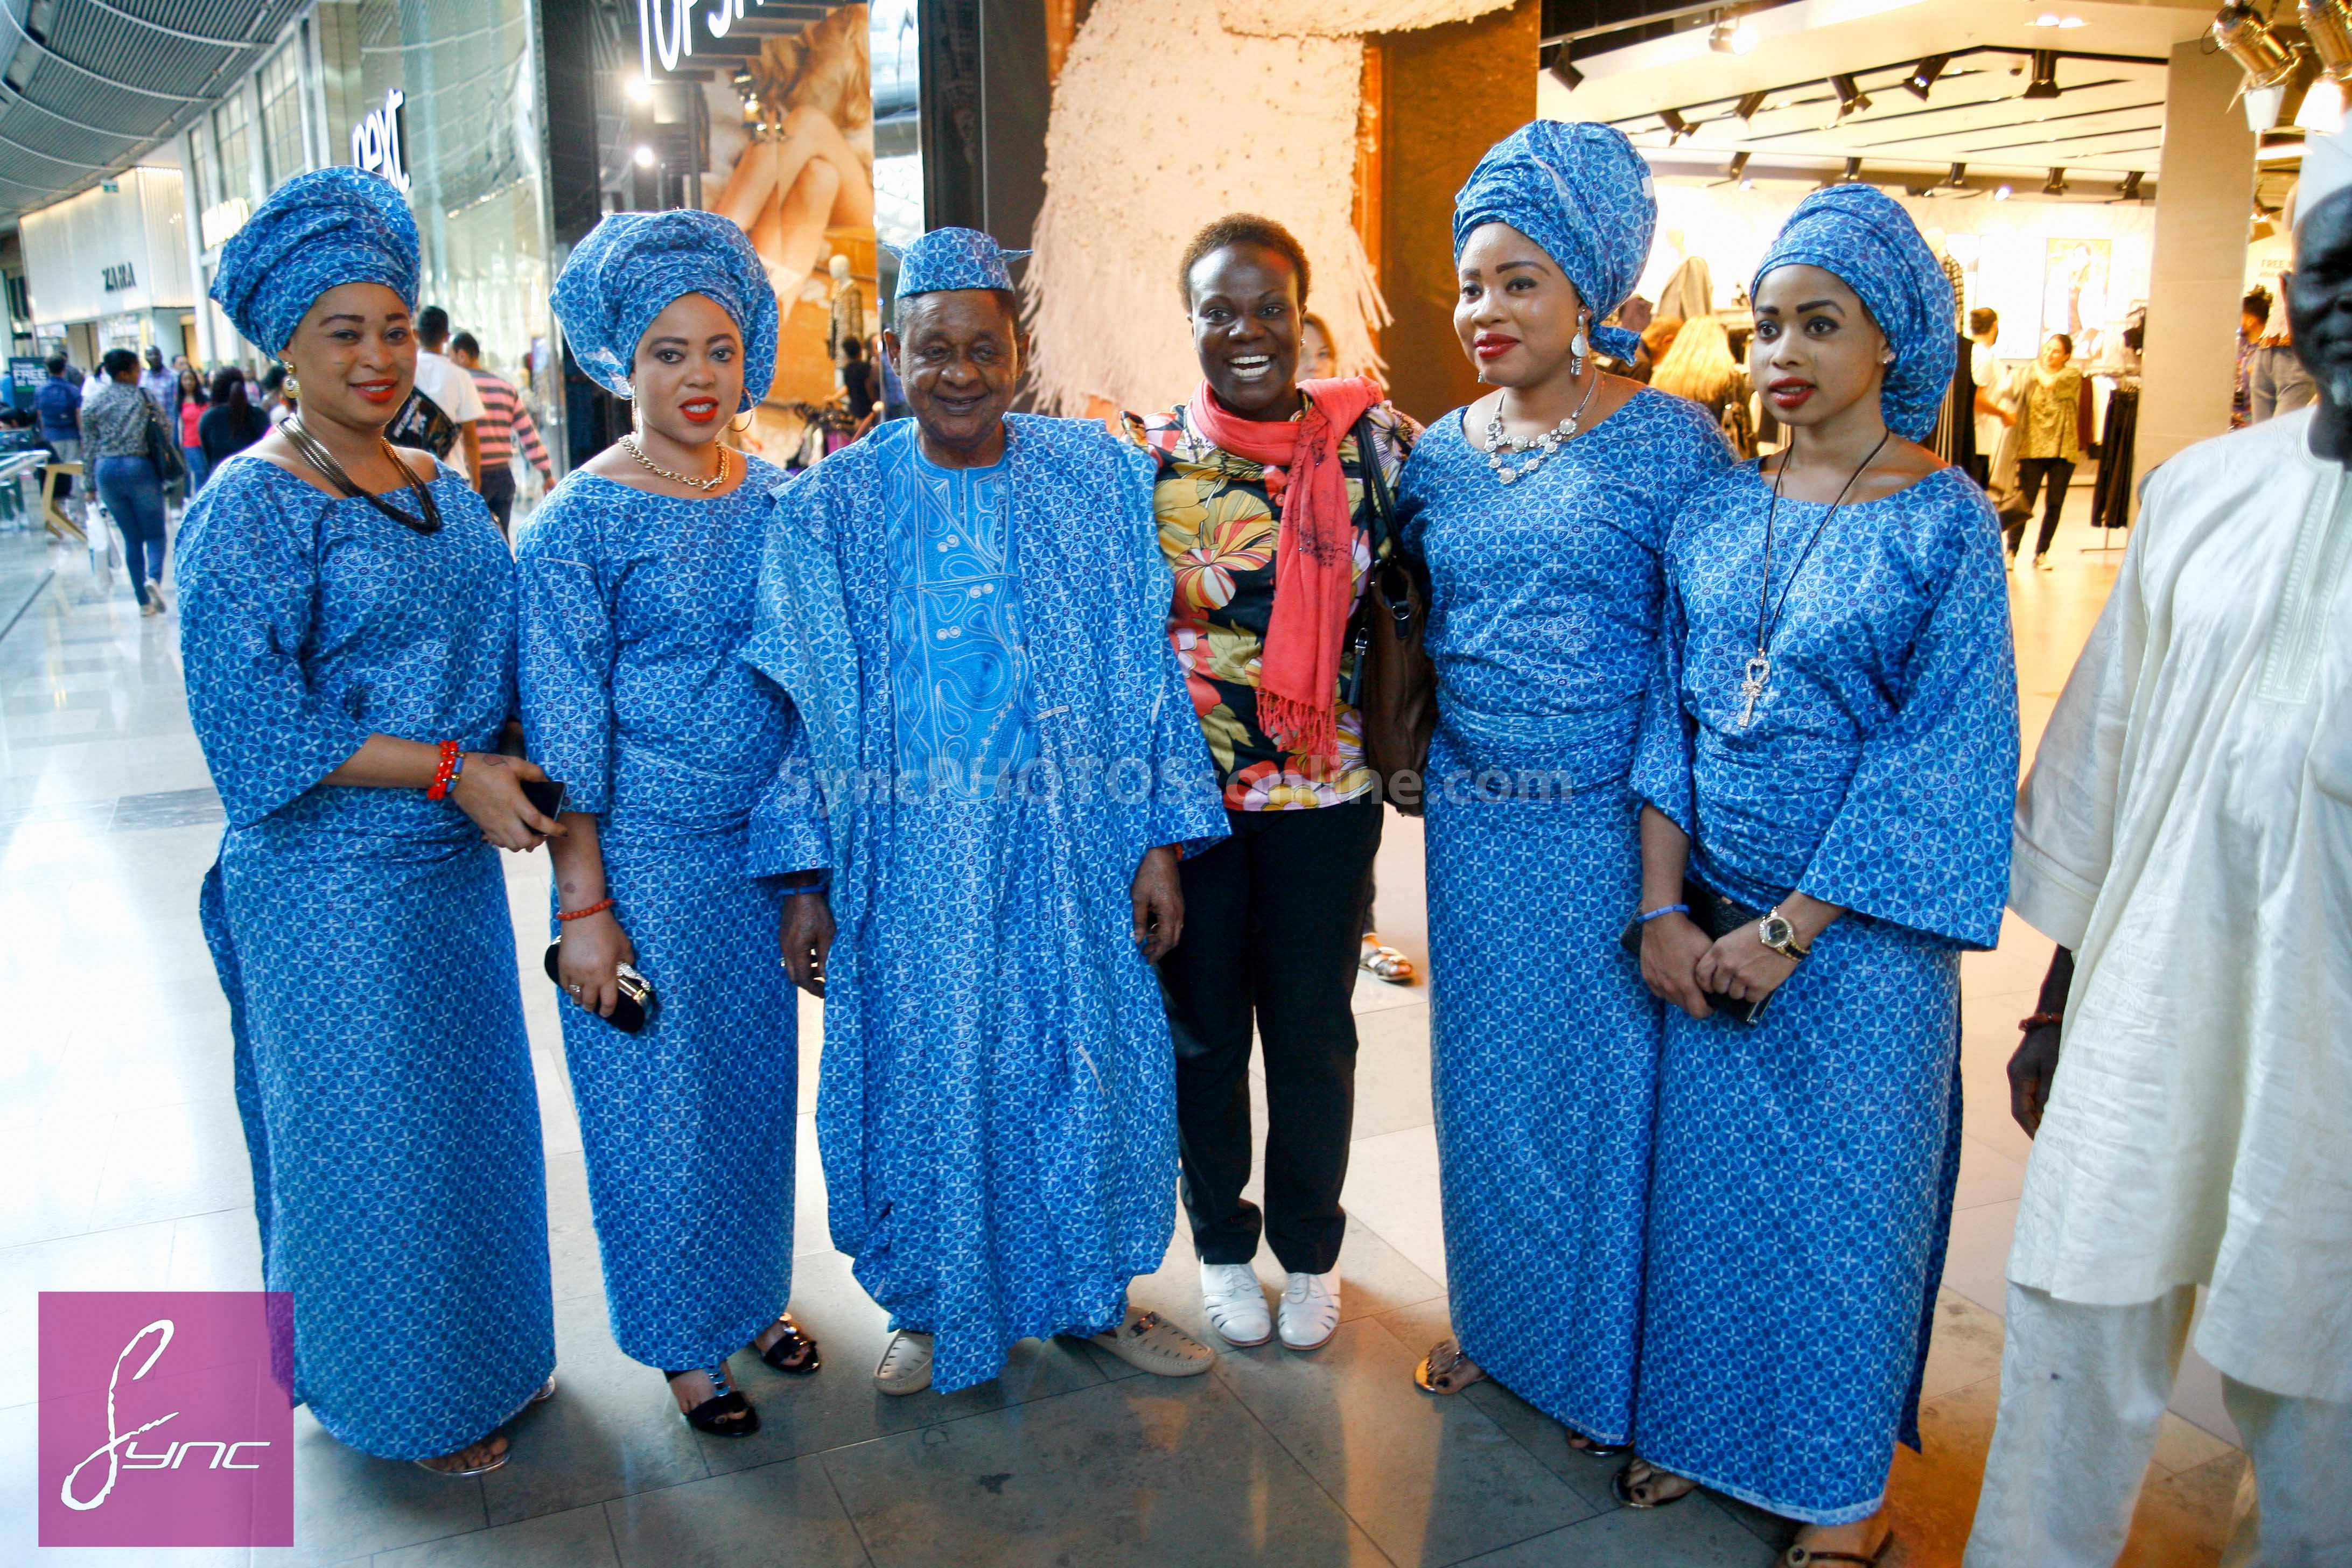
[1619,878,1776,1025]
[542,941,659,1033]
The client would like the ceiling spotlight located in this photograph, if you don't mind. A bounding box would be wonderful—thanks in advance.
[2043,166,2069,195]
[1544,40,1586,91]
[1905,54,1950,99]
[2211,2,2300,89]
[2304,0,2352,80]
[632,144,656,168]
[2300,75,2348,130]
[1661,107,1700,143]
[1843,157,1865,182]
[1945,161,1969,186]
[1830,74,1872,117]
[2023,50,2063,100]
[2119,169,2145,199]
[1710,14,1760,53]
[2245,81,2288,131]
[2032,11,2088,24]
[1727,151,1752,183]
[1734,89,1769,121]
[624,73,654,104]
[1993,182,2013,200]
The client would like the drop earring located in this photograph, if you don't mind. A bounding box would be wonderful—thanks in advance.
[279,361,300,401]
[1571,311,1591,377]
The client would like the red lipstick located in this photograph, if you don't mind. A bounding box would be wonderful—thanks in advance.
[1474,332,1520,361]
[680,398,719,424]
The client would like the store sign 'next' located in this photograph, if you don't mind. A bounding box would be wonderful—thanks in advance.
[639,0,747,79]
[101,264,136,292]
[351,89,410,195]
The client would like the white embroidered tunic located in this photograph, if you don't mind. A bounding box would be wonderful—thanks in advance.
[2008,406,2352,1402]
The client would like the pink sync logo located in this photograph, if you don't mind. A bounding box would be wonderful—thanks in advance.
[38,1291,294,1548]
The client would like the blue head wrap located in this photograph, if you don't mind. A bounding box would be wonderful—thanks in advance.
[551,209,778,411]
[1752,185,1956,443]
[892,227,1030,299]
[209,167,418,359]
[1452,121,1656,362]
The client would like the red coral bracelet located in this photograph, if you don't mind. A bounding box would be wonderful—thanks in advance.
[425,740,463,801]
[557,898,615,922]
[2018,1011,2063,1034]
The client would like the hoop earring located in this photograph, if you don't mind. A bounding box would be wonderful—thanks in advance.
[730,405,755,434]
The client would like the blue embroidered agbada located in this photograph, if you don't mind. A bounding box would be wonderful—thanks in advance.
[517,460,823,1370]
[745,414,1226,1393]
[1628,191,2017,1524]
[1401,391,1731,1445]
[182,167,552,1461]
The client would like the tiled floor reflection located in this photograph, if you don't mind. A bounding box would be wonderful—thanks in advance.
[0,507,2239,1566]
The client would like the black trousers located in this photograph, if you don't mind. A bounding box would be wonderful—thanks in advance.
[479,466,517,538]
[2006,457,2075,559]
[1161,798,1383,1275]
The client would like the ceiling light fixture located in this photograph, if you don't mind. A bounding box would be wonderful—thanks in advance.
[1727,150,1752,181]
[2211,2,2301,89]
[1993,182,2013,200]
[1945,161,1969,186]
[1661,107,1698,142]
[1734,89,1769,121]
[2245,81,2288,131]
[2118,170,2145,199]
[1709,12,1760,53]
[1905,55,1950,100]
[2299,75,2349,130]
[1544,40,1586,92]
[633,144,656,167]
[1830,73,1872,117]
[2031,11,2085,23]
[2043,166,2070,195]
[2302,0,2352,79]
[625,73,654,104]
[1843,157,1865,182]
[2023,50,2063,100]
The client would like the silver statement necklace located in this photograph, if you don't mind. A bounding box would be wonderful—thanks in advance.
[1738,430,1892,726]
[1482,370,1600,485]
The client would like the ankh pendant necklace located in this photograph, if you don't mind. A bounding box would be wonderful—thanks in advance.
[1740,429,1892,727]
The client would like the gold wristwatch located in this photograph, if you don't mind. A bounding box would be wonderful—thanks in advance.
[1758,907,1811,961]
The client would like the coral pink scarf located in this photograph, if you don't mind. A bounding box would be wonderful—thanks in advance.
[1186,375,1384,765]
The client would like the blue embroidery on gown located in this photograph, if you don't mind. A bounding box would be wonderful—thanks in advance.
[1629,461,2018,1524]
[516,459,824,1370]
[745,416,1228,1392]
[178,455,554,1461]
[1398,390,1730,1443]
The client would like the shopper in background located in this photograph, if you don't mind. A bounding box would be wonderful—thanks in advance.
[1297,311,1339,381]
[138,346,178,419]
[199,367,269,471]
[2232,286,2271,429]
[1968,307,2010,487]
[36,355,81,465]
[82,348,174,617]
[2245,317,2316,423]
[1964,128,2352,1568]
[412,304,487,490]
[258,362,293,426]
[753,227,1227,1396]
[839,331,878,433]
[1394,120,1734,1456]
[1649,314,1753,457]
[447,331,551,537]
[176,366,210,492]
[1124,214,1415,1356]
[1626,183,2018,1562]
[2006,332,2094,570]
[178,166,560,1479]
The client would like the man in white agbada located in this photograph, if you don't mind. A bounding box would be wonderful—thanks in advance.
[1964,132,2352,1568]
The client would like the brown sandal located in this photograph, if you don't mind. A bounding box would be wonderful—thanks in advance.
[1780,1537,1895,1566]
[1413,1338,1487,1394]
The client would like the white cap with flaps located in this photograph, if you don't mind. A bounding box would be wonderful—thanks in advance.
[2297,128,2352,226]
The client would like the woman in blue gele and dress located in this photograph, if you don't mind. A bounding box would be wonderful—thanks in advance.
[522,209,827,1439]
[1625,184,2019,1564]
[1392,119,1732,1456]
[178,166,562,1477]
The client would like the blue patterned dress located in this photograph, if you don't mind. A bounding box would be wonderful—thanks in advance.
[1398,391,1731,1444]
[178,454,555,1461]
[1630,462,2018,1524]
[516,459,824,1371]
[745,417,1227,1394]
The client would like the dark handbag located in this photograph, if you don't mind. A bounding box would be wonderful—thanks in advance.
[1345,411,1438,815]
[142,400,186,487]
[542,941,659,1034]
[386,387,458,458]
[1618,878,1778,1025]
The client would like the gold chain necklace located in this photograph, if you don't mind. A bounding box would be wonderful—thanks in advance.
[620,435,729,493]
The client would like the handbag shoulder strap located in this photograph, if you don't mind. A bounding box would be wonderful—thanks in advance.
[1350,409,1397,556]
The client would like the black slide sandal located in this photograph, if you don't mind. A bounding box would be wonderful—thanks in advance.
[665,1364,760,1437]
[757,1314,822,1376]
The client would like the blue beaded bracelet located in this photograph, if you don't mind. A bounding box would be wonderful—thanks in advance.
[1635,904,1690,924]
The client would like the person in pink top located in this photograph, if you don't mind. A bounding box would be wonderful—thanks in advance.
[175,365,211,492]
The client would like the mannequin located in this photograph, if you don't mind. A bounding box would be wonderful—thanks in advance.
[826,253,866,366]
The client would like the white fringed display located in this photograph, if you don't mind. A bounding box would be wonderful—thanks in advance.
[1021,0,1394,415]
[1218,0,1514,37]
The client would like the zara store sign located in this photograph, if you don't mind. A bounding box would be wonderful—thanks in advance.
[349,88,410,194]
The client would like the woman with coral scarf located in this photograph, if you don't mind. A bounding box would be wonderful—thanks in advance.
[1123,212,1418,1357]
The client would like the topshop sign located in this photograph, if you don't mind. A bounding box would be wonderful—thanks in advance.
[349,88,410,194]
[638,0,751,78]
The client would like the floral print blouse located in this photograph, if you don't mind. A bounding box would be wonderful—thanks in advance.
[1124,395,1419,811]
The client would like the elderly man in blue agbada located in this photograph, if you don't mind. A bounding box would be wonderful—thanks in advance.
[744,227,1230,1396]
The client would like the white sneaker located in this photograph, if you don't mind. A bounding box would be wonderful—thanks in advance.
[1089,1306,1215,1376]
[1198,1262,1272,1347]
[872,1328,934,1396]
[1279,1271,1340,1350]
